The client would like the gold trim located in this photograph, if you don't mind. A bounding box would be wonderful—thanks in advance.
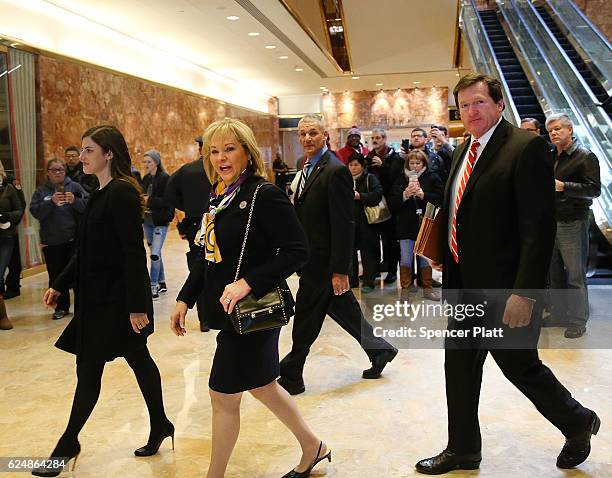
[318,1,333,54]
[453,0,462,68]
[278,0,344,74]
[336,0,354,73]
[0,45,7,53]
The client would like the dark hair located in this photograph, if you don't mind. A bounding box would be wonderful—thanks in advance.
[453,73,504,107]
[433,125,448,135]
[411,127,427,137]
[64,145,80,155]
[81,125,145,215]
[405,149,428,169]
[347,152,366,167]
[520,117,541,130]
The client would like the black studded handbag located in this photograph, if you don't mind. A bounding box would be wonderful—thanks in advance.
[229,184,295,334]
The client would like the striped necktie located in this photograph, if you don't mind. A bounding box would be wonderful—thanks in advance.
[298,159,312,196]
[450,140,480,263]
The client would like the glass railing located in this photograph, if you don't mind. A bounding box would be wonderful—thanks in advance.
[545,0,612,95]
[460,0,520,124]
[497,0,612,242]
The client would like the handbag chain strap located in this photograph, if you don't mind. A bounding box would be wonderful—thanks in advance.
[234,183,263,282]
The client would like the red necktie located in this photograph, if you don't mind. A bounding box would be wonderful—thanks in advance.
[450,140,480,263]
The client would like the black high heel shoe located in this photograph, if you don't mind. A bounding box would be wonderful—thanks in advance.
[134,421,175,456]
[31,437,81,477]
[281,441,332,478]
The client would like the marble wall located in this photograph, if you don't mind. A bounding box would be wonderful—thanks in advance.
[38,56,279,177]
[574,0,612,42]
[321,87,448,150]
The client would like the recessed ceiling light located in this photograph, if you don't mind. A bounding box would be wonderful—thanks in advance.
[376,83,383,86]
[320,86,327,89]
[226,15,240,20]
[248,32,260,36]
[413,81,421,84]
[279,56,289,59]
[295,67,304,72]
[265,45,276,49]
[351,76,360,80]
[455,73,460,76]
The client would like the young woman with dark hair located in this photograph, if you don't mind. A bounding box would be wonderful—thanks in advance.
[32,125,173,477]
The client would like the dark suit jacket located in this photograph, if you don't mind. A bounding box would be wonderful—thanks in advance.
[438,118,555,291]
[177,176,309,331]
[294,150,355,279]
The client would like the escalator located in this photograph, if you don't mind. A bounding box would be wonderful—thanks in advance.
[478,10,546,128]
[534,4,610,108]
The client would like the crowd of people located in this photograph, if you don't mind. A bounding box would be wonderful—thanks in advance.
[0,72,603,477]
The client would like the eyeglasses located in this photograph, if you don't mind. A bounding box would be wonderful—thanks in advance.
[48,169,66,173]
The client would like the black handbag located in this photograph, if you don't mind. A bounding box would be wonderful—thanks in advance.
[229,183,295,334]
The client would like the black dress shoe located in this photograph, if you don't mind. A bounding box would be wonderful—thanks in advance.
[383,273,397,284]
[134,421,175,456]
[557,411,600,469]
[281,441,331,478]
[415,449,481,475]
[3,289,20,299]
[278,377,306,395]
[431,278,442,288]
[564,326,586,339]
[199,322,210,332]
[362,348,398,379]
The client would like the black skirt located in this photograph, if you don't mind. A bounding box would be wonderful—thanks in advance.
[209,328,281,394]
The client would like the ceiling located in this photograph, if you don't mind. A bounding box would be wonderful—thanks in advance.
[12,0,470,99]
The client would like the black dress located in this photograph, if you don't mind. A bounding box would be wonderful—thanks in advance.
[177,176,309,393]
[53,179,154,363]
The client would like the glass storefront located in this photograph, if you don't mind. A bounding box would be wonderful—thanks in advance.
[0,52,13,177]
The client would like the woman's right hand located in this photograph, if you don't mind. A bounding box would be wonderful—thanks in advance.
[171,301,189,336]
[43,288,61,307]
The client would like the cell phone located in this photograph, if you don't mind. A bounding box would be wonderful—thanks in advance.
[55,185,65,193]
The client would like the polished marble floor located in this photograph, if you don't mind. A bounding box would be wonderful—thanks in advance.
[1,236,611,477]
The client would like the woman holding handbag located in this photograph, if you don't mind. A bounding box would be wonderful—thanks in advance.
[171,118,330,478]
[347,153,384,293]
[389,149,443,299]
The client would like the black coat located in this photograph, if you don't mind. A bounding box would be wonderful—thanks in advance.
[365,146,404,196]
[294,151,354,278]
[141,171,175,226]
[177,176,309,331]
[389,169,443,240]
[53,179,154,362]
[439,118,555,291]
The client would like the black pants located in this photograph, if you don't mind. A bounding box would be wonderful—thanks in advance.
[351,221,380,287]
[43,242,75,312]
[376,218,399,275]
[186,232,208,326]
[280,274,393,383]
[445,348,592,453]
[4,238,22,293]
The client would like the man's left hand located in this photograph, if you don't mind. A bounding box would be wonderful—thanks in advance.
[332,273,350,295]
[555,179,565,192]
[502,294,535,328]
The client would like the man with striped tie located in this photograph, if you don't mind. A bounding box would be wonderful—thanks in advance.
[416,74,599,474]
[278,115,397,395]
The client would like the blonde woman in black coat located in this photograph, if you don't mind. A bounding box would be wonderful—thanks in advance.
[33,125,173,477]
[171,119,330,478]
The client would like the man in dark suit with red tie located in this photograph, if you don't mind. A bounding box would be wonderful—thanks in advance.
[415,74,599,474]
[278,115,397,395]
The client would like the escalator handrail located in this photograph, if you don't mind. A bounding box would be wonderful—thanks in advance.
[462,0,521,125]
[528,1,604,107]
[562,0,612,50]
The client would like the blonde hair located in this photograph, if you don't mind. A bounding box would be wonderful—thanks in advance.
[201,118,268,184]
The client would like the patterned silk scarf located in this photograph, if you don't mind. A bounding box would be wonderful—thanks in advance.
[195,169,252,263]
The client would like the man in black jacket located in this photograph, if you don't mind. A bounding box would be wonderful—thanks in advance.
[366,128,403,283]
[409,127,448,183]
[165,137,212,331]
[545,113,601,338]
[65,145,99,193]
[416,74,598,475]
[278,115,397,395]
